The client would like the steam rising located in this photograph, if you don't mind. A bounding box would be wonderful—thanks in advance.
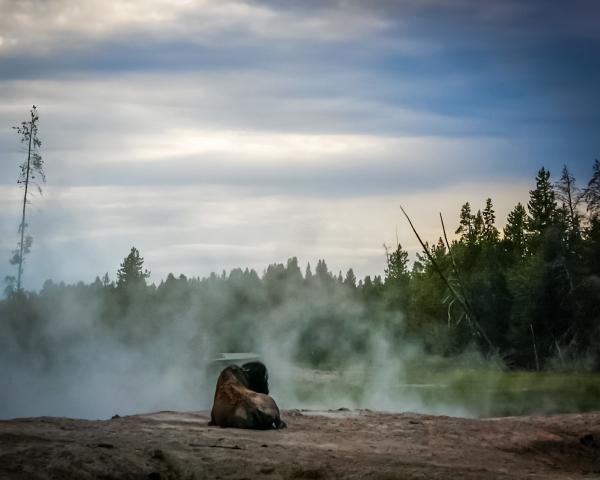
[0,262,457,420]
[1,260,593,420]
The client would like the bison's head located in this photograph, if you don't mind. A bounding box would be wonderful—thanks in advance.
[242,361,269,395]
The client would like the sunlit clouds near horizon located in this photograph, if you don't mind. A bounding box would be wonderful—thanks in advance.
[1,0,599,289]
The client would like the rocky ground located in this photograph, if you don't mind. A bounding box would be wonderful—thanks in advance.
[1,409,599,479]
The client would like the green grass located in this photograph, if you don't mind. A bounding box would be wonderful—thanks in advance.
[403,369,600,417]
[282,364,600,417]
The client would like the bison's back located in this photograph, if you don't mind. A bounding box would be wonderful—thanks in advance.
[211,384,284,429]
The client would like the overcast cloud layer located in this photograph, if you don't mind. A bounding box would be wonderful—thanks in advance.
[1,0,599,288]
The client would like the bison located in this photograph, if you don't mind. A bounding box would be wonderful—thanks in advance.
[209,361,286,430]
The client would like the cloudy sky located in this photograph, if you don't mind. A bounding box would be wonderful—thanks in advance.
[0,0,599,289]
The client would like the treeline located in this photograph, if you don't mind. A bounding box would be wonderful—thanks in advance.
[0,251,395,373]
[395,162,600,370]
[1,162,599,372]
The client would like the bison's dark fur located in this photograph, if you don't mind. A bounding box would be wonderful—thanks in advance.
[209,361,286,430]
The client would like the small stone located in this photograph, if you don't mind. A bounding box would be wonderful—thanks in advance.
[151,449,166,460]
[259,466,275,474]
[96,443,114,449]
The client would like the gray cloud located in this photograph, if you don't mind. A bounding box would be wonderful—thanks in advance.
[0,0,598,291]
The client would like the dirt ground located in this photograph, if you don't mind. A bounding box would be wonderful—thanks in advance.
[1,409,599,479]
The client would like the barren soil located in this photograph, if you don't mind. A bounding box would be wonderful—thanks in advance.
[1,409,599,479]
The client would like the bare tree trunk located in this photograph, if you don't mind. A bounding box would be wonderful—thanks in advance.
[16,120,33,292]
[530,324,540,372]
[400,206,495,351]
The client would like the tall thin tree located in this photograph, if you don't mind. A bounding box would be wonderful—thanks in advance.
[8,106,45,292]
[555,165,581,246]
[582,159,600,218]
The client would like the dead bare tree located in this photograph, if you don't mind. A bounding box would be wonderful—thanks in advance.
[400,206,495,351]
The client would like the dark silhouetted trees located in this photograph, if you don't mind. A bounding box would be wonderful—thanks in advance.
[117,247,150,290]
[2,163,600,372]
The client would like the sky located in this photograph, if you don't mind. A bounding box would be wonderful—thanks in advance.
[0,0,599,289]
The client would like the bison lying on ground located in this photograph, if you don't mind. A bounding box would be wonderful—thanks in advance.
[209,361,287,430]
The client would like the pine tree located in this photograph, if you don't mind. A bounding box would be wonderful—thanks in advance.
[286,257,303,285]
[554,165,581,246]
[582,159,600,219]
[304,262,313,281]
[431,238,447,262]
[527,167,557,250]
[344,268,357,288]
[482,198,499,244]
[315,259,330,281]
[472,210,484,244]
[116,247,150,290]
[455,202,473,243]
[384,243,410,311]
[385,243,409,282]
[101,273,112,288]
[503,203,528,258]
